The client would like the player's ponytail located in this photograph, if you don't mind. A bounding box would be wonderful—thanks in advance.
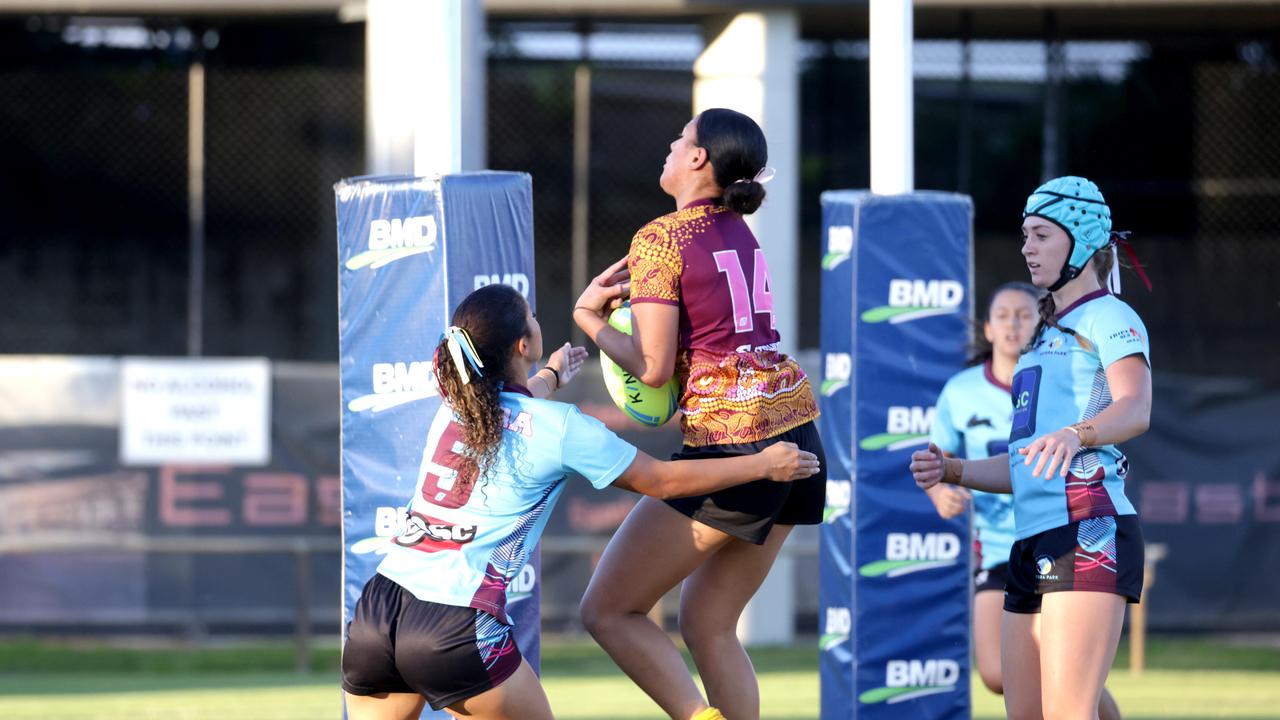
[433,284,532,485]
[695,108,769,215]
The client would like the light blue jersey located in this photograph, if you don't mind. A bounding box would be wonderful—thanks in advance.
[1008,290,1149,539]
[930,362,1016,570]
[376,386,638,624]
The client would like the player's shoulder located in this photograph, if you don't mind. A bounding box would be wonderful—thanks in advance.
[503,392,572,421]
[1076,293,1144,332]
[635,202,722,242]
[942,363,987,395]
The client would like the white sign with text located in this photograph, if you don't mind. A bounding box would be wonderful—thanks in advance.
[120,358,271,465]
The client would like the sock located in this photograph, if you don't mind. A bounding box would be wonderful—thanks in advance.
[691,708,726,720]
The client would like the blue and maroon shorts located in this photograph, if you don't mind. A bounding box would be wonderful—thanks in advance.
[342,573,522,710]
[1004,514,1144,614]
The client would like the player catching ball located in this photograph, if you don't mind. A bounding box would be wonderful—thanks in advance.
[573,108,826,720]
[341,284,820,720]
[911,176,1151,720]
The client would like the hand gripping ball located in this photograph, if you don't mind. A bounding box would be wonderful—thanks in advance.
[599,302,679,427]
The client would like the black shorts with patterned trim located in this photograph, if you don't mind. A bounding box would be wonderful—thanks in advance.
[342,573,522,710]
[663,421,827,545]
[1004,514,1144,614]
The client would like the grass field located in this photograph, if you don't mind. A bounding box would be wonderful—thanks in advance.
[0,635,1276,719]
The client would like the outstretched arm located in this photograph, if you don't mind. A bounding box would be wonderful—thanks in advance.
[911,443,1013,494]
[611,442,820,500]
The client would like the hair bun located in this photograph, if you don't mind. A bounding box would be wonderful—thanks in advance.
[722,180,766,215]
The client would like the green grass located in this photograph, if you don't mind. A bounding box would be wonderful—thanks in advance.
[0,636,1275,719]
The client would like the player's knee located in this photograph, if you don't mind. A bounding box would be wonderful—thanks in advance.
[579,589,628,638]
[578,593,609,637]
[677,607,733,648]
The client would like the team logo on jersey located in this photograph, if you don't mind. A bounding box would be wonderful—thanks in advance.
[345,216,439,270]
[861,279,964,324]
[820,606,851,652]
[1009,367,1041,443]
[823,225,853,270]
[821,353,852,396]
[966,414,993,429]
[395,511,477,552]
[859,659,960,704]
[859,533,962,578]
[860,406,934,451]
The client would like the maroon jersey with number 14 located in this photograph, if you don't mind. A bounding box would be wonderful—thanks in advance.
[628,197,819,447]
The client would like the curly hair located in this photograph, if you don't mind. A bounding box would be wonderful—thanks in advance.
[432,284,531,490]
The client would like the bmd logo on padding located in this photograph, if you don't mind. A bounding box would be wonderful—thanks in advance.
[858,532,962,578]
[861,279,963,324]
[345,216,439,270]
[507,564,537,604]
[823,480,851,524]
[823,225,853,270]
[859,659,960,704]
[348,361,438,413]
[859,406,935,451]
[821,353,852,397]
[820,606,851,652]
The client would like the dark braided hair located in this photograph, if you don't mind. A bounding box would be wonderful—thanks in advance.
[432,284,532,489]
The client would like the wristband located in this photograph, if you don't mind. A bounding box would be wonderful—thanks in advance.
[942,458,964,487]
[1066,422,1096,448]
[543,366,561,389]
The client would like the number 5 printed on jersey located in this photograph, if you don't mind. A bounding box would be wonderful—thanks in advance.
[420,421,479,509]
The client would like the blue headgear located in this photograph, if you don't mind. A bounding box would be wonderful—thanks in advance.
[1022,176,1112,292]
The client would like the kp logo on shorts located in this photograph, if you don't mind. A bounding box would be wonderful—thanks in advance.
[859,532,962,578]
[345,216,439,271]
[859,659,960,704]
[861,279,963,324]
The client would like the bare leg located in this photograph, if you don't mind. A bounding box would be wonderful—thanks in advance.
[973,589,1005,695]
[678,523,793,720]
[344,692,427,720]
[1039,591,1126,720]
[1001,610,1042,720]
[444,659,554,720]
[580,496,732,719]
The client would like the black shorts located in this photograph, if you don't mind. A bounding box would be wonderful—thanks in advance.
[341,573,523,710]
[663,420,827,545]
[974,562,1009,594]
[1004,514,1144,614]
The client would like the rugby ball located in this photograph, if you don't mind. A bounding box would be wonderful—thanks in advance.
[599,303,679,427]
